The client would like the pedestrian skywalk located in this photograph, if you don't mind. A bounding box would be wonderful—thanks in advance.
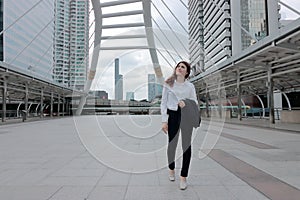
[0,115,300,199]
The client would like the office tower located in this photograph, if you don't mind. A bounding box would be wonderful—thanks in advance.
[1,0,54,79]
[53,0,89,90]
[188,0,204,75]
[148,74,156,102]
[126,92,135,101]
[115,58,123,100]
[188,0,280,72]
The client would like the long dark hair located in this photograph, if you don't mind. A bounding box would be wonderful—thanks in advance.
[165,61,191,87]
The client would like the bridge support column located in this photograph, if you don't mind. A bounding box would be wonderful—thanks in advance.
[50,91,53,117]
[2,78,7,122]
[237,68,242,121]
[205,87,210,118]
[40,88,44,118]
[24,83,29,120]
[58,94,60,117]
[62,95,65,117]
[218,82,222,118]
[267,66,275,124]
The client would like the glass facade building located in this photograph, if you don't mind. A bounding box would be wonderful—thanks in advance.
[53,0,89,90]
[241,0,268,50]
[188,0,279,72]
[2,0,54,79]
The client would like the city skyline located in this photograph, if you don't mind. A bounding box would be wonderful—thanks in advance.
[0,0,299,101]
[90,0,300,100]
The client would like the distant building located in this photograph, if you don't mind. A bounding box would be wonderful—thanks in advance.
[94,90,108,100]
[148,74,156,101]
[126,92,135,101]
[148,74,162,102]
[53,0,89,90]
[156,83,163,99]
[115,58,123,100]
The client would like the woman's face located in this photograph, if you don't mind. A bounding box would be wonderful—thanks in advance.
[175,63,188,78]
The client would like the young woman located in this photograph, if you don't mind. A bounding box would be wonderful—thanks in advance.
[160,61,198,190]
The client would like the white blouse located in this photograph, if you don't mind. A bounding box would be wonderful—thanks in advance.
[160,80,198,123]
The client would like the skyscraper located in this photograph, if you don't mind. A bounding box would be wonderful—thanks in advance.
[1,0,54,79]
[53,0,89,90]
[115,58,123,100]
[188,0,280,73]
[188,0,204,75]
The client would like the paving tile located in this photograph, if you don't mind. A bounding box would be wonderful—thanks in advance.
[0,169,32,184]
[51,168,105,177]
[96,169,131,186]
[192,186,238,200]
[225,186,270,200]
[129,172,159,186]
[0,186,61,200]
[49,186,93,200]
[37,176,100,186]
[88,186,127,200]
[125,186,200,200]
[3,169,56,186]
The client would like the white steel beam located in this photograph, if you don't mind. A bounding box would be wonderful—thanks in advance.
[100,46,148,50]
[102,23,144,29]
[102,10,143,18]
[100,0,142,7]
[101,34,146,40]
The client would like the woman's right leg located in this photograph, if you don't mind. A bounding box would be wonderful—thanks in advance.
[167,109,181,170]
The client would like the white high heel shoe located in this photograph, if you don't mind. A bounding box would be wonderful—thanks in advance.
[179,178,187,190]
[169,170,175,181]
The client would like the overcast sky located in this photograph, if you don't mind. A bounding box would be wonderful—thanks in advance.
[89,0,189,100]
[89,0,300,100]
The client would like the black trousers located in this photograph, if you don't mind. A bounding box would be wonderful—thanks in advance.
[167,108,193,177]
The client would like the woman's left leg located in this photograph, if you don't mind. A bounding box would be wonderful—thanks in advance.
[180,126,193,177]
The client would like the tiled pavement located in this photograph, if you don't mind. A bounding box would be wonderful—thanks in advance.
[0,115,300,200]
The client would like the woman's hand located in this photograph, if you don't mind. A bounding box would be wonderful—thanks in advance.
[178,100,186,108]
[162,122,168,134]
